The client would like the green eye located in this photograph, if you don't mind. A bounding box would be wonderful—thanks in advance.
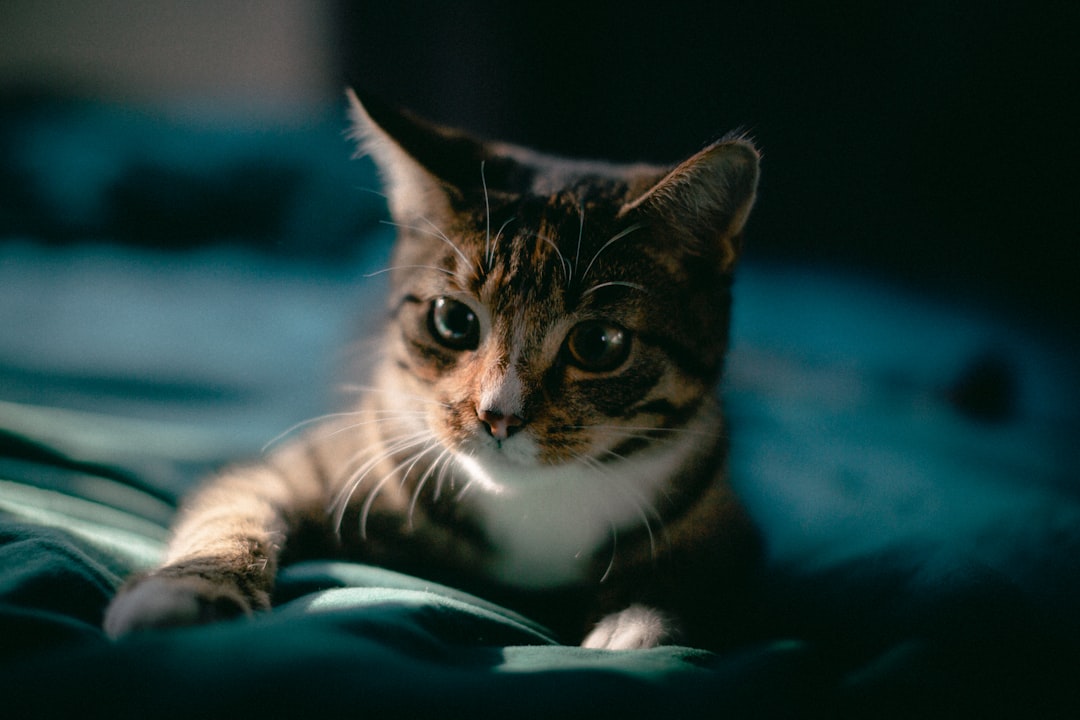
[565,322,630,372]
[428,297,480,350]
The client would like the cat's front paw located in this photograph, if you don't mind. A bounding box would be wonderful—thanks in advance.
[581,604,679,650]
[103,572,256,639]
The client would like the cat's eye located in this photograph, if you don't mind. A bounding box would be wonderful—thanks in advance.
[428,297,480,350]
[565,322,630,372]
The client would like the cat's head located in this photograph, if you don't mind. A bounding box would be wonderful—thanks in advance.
[349,89,758,477]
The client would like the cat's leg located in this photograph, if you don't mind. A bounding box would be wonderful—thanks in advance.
[104,452,321,638]
[581,605,679,650]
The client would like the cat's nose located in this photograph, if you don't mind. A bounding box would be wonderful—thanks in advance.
[477,409,525,440]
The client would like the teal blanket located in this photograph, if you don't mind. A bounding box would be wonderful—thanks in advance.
[1,400,1077,718]
[0,445,817,719]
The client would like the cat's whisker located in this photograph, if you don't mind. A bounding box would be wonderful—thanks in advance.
[332,431,425,511]
[360,440,441,539]
[363,264,457,279]
[306,411,432,449]
[581,281,649,298]
[488,216,516,270]
[600,520,618,583]
[408,446,455,530]
[597,446,676,508]
[433,451,457,501]
[524,230,571,284]
[480,161,492,273]
[265,408,430,454]
[356,186,389,201]
[379,219,473,278]
[338,425,432,476]
[398,441,439,492]
[261,411,368,453]
[571,200,586,285]
[581,223,645,283]
[329,430,432,534]
[453,450,482,500]
[570,450,662,561]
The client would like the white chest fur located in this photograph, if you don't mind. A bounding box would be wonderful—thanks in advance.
[460,410,716,589]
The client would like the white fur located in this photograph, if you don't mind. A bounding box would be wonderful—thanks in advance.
[104,576,204,638]
[461,406,717,588]
[581,604,675,650]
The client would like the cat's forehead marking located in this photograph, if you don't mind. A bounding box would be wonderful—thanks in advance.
[491,191,621,281]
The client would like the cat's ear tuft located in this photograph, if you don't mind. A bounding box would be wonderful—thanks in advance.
[347,88,469,223]
[620,138,760,271]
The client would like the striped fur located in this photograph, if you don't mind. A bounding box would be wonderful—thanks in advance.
[105,90,763,650]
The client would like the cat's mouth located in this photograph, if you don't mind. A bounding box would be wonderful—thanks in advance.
[464,429,540,467]
[434,405,608,471]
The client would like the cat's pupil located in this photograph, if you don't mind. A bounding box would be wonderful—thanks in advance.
[566,322,630,372]
[428,297,480,350]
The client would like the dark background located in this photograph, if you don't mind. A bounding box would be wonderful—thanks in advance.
[339,1,1079,340]
[1,2,1076,340]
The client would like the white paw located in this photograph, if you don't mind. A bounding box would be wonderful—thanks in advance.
[581,604,677,650]
[103,574,251,638]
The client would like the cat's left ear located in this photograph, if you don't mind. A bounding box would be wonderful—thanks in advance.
[346,88,488,224]
[620,138,759,272]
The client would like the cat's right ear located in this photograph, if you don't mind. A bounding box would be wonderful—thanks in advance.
[619,137,760,272]
[347,88,483,223]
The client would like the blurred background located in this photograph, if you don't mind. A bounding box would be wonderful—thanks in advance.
[3,0,1078,335]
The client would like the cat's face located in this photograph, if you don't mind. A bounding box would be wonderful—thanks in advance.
[351,90,758,478]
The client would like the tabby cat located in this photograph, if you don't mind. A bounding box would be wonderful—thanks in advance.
[104,89,762,650]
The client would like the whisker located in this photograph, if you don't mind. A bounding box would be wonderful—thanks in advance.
[453,450,480,500]
[408,446,455,529]
[329,430,431,533]
[481,161,492,272]
[571,201,585,284]
[399,442,438,490]
[360,441,440,539]
[571,450,661,562]
[581,223,645,282]
[363,264,457,278]
[434,450,458,499]
[261,411,366,453]
[263,410,430,454]
[600,520,618,583]
[488,216,516,269]
[320,410,431,441]
[379,219,473,273]
[357,186,389,200]
[525,230,571,284]
[581,281,649,298]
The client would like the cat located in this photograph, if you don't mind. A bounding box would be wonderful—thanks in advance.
[103,89,763,651]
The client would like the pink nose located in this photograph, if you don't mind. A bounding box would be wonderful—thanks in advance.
[477,409,525,440]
